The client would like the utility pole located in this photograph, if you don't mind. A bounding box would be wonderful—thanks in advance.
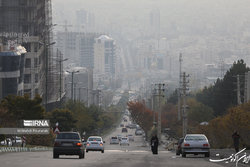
[74,83,77,102]
[66,70,79,101]
[154,83,166,143]
[181,72,189,137]
[178,53,182,121]
[237,74,242,105]
[56,50,68,108]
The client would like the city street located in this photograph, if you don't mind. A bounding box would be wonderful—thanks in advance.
[0,125,227,167]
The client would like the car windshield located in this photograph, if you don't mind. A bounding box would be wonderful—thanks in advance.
[185,135,206,141]
[122,138,127,140]
[56,133,80,140]
[111,137,118,139]
[88,137,102,141]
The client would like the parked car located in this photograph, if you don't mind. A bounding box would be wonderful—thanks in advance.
[176,138,184,155]
[181,134,210,158]
[12,136,22,146]
[127,134,134,141]
[53,132,85,159]
[0,138,12,146]
[120,137,129,146]
[110,136,119,144]
[120,124,124,127]
[122,128,128,133]
[86,136,105,153]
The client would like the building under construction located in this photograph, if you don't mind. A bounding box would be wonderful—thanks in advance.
[0,0,59,110]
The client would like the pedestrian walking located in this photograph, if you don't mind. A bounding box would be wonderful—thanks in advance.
[151,134,159,154]
[232,131,240,153]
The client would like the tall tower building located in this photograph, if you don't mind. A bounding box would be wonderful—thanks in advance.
[93,35,116,86]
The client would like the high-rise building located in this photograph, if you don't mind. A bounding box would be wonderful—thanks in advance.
[93,35,116,85]
[56,32,100,68]
[0,0,55,105]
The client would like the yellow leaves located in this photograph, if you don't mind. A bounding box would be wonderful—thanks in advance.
[201,102,250,148]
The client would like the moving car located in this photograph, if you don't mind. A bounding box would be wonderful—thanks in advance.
[135,129,143,135]
[117,134,122,141]
[120,124,124,127]
[122,128,128,133]
[53,132,85,159]
[176,138,184,155]
[120,137,129,146]
[127,134,134,141]
[181,134,210,157]
[86,136,105,153]
[110,136,119,144]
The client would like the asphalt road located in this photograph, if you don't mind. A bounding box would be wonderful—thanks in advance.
[0,120,244,167]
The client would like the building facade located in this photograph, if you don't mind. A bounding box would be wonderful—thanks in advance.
[0,0,56,105]
[0,51,25,99]
[93,35,116,86]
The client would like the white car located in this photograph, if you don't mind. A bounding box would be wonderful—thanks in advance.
[110,136,119,144]
[0,138,12,146]
[86,136,105,153]
[181,134,210,157]
[120,137,129,146]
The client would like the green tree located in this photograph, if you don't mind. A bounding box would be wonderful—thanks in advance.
[196,59,249,116]
[187,98,214,125]
[46,109,77,131]
[0,94,45,127]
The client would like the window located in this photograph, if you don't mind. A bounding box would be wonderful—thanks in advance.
[24,74,31,84]
[34,58,38,68]
[25,58,31,68]
[35,88,39,95]
[35,73,38,83]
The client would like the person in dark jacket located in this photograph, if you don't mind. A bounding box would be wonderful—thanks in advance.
[151,134,159,154]
[232,131,240,153]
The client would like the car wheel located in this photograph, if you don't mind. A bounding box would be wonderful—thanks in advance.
[182,153,186,158]
[53,152,59,159]
[101,150,104,153]
[205,152,210,157]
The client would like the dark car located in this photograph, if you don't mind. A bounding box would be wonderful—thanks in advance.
[176,138,184,155]
[53,132,85,159]
[122,128,128,133]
